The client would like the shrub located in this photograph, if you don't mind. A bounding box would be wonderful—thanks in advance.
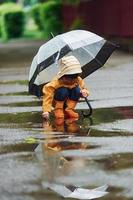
[0,3,25,41]
[0,0,16,4]
[30,3,43,31]
[40,1,63,39]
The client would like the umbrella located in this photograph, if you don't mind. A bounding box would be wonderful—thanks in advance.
[29,30,117,97]
[42,182,109,199]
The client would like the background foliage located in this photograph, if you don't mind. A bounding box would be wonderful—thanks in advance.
[0,3,25,40]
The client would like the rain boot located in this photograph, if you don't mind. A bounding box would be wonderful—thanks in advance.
[54,100,64,118]
[65,99,79,119]
[55,118,64,131]
[65,119,79,134]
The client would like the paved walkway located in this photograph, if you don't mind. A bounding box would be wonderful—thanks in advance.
[0,40,133,111]
[82,51,133,109]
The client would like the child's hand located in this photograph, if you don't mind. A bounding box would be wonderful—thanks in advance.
[42,112,49,120]
[80,89,89,98]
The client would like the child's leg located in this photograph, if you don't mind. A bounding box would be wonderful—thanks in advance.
[65,87,80,119]
[69,86,80,101]
[53,87,69,119]
[54,87,69,101]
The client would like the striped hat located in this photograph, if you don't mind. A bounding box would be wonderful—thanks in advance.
[57,55,82,79]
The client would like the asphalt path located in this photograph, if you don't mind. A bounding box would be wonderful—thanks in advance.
[80,51,133,109]
[0,40,133,111]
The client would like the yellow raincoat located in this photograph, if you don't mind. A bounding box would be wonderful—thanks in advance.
[42,76,89,113]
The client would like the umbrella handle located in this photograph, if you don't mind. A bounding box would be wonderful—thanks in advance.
[84,97,93,116]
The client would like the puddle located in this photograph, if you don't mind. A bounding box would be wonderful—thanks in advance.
[0,51,133,200]
[92,119,133,133]
[0,108,133,200]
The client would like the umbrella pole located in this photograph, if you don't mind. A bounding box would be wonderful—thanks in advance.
[83,97,93,116]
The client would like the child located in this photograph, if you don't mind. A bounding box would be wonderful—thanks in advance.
[42,55,89,120]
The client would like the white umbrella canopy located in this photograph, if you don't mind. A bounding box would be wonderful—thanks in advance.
[29,30,116,97]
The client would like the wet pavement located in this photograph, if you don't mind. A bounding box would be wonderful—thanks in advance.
[0,41,133,200]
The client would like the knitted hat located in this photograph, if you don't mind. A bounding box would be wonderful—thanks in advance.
[57,55,82,79]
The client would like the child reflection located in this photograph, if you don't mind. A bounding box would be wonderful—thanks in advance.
[38,118,90,182]
[42,118,90,151]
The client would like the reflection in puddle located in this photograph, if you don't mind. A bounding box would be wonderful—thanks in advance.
[95,153,133,171]
[32,119,108,199]
[42,182,108,199]
[0,106,133,199]
[92,119,133,133]
[1,46,133,200]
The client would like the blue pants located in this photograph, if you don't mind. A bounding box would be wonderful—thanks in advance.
[54,86,80,101]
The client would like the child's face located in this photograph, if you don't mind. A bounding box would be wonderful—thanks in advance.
[60,74,79,84]
[61,76,77,85]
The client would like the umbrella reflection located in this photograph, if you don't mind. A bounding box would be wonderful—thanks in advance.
[42,182,108,199]
[34,119,108,199]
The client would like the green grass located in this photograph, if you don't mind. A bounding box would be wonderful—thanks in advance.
[0,92,28,96]
[0,101,40,107]
[0,80,28,85]
[22,28,44,40]
[0,112,41,124]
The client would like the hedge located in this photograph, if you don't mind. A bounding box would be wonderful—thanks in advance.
[0,3,25,41]
[30,3,43,31]
[40,1,63,38]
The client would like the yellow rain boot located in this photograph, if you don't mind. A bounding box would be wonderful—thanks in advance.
[65,119,79,133]
[65,99,79,119]
[54,101,64,118]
